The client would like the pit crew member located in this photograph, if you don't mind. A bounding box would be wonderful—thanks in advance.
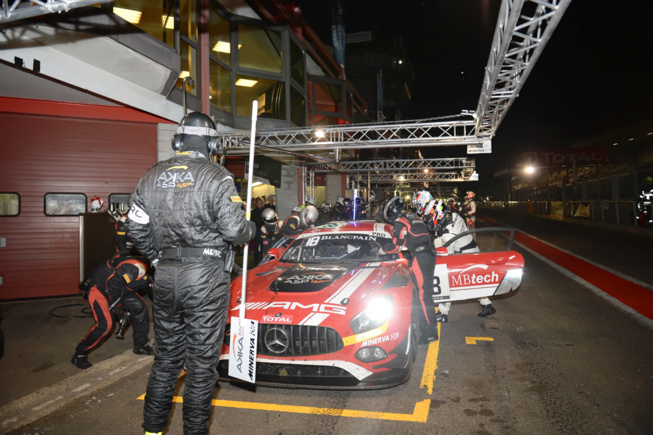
[127,111,255,435]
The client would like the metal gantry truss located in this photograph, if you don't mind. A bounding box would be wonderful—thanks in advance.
[220,118,478,155]
[305,158,476,189]
[306,157,474,173]
[0,0,109,23]
[474,0,572,139]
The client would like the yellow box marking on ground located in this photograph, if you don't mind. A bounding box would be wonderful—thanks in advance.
[147,396,431,422]
[137,325,442,423]
[465,336,494,345]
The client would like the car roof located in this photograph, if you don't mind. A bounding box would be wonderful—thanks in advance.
[297,220,393,239]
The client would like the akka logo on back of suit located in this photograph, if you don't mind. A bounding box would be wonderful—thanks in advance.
[157,166,195,189]
[450,264,500,287]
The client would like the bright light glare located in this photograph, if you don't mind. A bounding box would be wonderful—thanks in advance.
[367,299,393,323]
[178,71,190,79]
[315,130,325,138]
[524,166,535,174]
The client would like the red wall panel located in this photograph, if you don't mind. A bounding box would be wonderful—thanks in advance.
[0,111,158,300]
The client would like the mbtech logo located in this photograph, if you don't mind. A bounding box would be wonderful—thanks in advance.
[157,166,195,189]
[450,264,500,287]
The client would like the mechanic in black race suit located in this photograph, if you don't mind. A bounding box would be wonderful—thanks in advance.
[281,205,303,239]
[260,207,282,259]
[127,112,255,435]
[251,197,265,264]
[382,197,439,343]
[72,256,153,369]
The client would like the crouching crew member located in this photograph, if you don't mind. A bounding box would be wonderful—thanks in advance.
[72,257,153,369]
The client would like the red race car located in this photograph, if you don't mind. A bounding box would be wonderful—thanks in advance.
[219,221,524,389]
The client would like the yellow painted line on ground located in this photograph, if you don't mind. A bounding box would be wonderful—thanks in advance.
[465,336,494,345]
[420,322,441,395]
[137,326,442,423]
[158,396,432,422]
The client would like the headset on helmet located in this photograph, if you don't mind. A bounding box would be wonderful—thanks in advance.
[262,208,278,224]
[171,112,220,154]
[382,196,406,222]
[300,205,319,227]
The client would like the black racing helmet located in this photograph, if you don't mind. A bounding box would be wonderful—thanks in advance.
[382,196,406,222]
[171,112,220,154]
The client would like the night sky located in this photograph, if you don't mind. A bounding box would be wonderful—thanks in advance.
[299,0,653,181]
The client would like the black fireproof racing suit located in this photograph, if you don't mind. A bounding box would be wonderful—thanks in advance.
[127,150,252,435]
[386,213,439,341]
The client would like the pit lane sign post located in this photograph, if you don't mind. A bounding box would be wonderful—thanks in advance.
[229,101,259,383]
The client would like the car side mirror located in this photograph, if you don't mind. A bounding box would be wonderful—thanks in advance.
[267,248,280,259]
[436,247,448,256]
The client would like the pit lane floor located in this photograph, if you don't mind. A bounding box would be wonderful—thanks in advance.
[2,209,653,434]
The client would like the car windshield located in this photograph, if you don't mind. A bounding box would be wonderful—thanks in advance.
[280,233,395,263]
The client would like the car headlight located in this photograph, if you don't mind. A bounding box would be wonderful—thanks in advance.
[350,298,393,334]
[355,346,388,363]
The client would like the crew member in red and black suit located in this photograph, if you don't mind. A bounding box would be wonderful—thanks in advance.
[382,196,438,343]
[72,257,153,369]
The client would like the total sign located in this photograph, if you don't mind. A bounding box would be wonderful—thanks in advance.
[432,264,502,303]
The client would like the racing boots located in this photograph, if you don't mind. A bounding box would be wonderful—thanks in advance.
[133,343,155,355]
[478,304,496,317]
[71,352,92,369]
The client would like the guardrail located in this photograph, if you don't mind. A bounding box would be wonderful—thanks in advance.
[483,200,642,227]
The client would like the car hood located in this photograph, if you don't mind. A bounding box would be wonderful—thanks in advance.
[270,265,349,292]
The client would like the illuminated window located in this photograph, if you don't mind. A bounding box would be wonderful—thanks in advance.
[209,9,232,67]
[180,0,197,42]
[235,75,285,119]
[176,41,197,96]
[210,61,231,113]
[238,24,282,74]
[112,0,175,49]
[0,193,20,217]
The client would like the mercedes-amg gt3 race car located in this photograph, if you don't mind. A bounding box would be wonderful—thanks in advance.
[219,221,524,389]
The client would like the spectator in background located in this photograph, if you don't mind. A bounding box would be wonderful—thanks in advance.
[264,194,276,212]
